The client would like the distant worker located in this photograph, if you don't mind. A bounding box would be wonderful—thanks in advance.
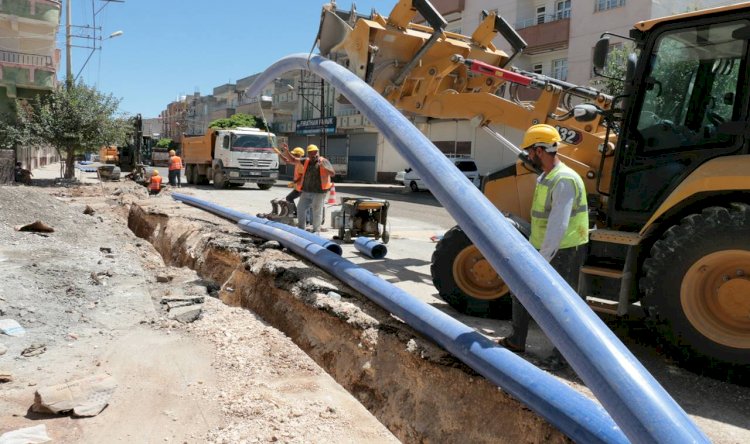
[497,124,589,371]
[148,169,163,196]
[168,149,183,188]
[277,144,306,216]
[14,162,32,185]
[294,144,335,234]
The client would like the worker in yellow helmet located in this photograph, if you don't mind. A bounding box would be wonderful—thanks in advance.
[148,169,162,196]
[168,149,183,188]
[291,144,335,234]
[497,124,589,371]
[277,144,308,216]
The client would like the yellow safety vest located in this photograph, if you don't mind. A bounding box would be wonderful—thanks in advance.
[529,163,588,249]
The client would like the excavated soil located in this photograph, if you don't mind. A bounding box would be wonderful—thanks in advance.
[128,196,567,443]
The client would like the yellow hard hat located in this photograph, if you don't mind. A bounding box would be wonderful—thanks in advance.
[152,169,159,176]
[291,147,304,157]
[521,124,561,151]
[307,144,319,153]
[169,150,176,156]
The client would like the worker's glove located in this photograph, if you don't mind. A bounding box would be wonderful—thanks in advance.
[286,182,294,188]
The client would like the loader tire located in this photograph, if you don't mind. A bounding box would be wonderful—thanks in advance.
[640,203,750,367]
[431,226,511,318]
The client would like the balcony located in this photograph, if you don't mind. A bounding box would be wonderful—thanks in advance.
[0,0,61,25]
[516,16,570,55]
[0,49,55,93]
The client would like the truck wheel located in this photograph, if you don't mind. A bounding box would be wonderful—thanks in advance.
[191,167,201,185]
[640,203,750,366]
[431,226,511,318]
[185,165,194,185]
[258,183,273,190]
[213,170,227,189]
[410,181,419,192]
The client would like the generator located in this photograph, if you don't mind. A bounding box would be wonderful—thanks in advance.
[334,197,390,243]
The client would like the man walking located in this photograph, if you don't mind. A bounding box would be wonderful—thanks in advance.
[295,144,335,234]
[497,124,589,370]
[168,149,183,187]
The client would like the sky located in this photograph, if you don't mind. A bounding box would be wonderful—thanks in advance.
[64,0,398,118]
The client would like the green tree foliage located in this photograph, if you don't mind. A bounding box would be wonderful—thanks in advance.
[590,43,637,98]
[156,138,173,148]
[6,82,128,178]
[209,113,268,130]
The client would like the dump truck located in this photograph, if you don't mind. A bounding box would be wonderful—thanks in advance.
[318,0,750,369]
[98,145,119,164]
[182,127,279,189]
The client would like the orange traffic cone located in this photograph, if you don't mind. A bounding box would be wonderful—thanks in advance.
[327,184,338,205]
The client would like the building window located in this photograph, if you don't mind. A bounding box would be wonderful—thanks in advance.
[596,0,625,12]
[552,58,568,81]
[533,63,544,75]
[536,6,546,24]
[556,0,571,19]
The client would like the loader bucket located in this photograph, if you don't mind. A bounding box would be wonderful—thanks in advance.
[316,6,353,57]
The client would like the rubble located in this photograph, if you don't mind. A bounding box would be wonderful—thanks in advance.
[14,220,54,233]
[0,424,51,444]
[83,205,95,215]
[21,343,46,357]
[32,373,117,417]
[0,319,25,337]
[156,273,173,283]
[168,305,202,323]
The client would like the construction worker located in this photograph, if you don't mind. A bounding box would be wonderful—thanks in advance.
[294,144,334,234]
[148,169,163,196]
[168,149,183,187]
[497,124,589,371]
[280,146,306,215]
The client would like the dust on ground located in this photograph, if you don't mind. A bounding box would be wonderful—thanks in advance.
[0,172,395,443]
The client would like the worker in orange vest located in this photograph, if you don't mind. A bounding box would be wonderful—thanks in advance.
[168,149,183,188]
[148,169,162,196]
[278,144,306,216]
[294,144,334,234]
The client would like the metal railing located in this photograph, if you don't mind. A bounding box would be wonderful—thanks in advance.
[0,49,53,68]
[516,13,570,30]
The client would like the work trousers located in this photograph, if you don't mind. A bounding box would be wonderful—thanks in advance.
[296,192,326,233]
[168,170,181,187]
[507,245,588,349]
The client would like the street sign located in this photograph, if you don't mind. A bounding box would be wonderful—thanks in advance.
[296,117,337,135]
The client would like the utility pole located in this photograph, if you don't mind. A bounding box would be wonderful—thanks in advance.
[65,0,72,90]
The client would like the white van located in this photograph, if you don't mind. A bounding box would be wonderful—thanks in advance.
[396,156,481,192]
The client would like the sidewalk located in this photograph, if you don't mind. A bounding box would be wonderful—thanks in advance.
[31,161,104,184]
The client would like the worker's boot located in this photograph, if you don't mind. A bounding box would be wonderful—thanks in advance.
[287,201,297,217]
[270,199,280,215]
[278,201,289,217]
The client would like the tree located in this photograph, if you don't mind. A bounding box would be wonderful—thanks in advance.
[209,113,267,130]
[156,138,173,148]
[18,82,128,178]
[590,44,637,98]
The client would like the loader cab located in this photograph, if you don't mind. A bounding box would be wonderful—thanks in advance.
[609,10,750,228]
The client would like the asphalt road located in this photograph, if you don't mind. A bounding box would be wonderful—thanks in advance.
[153,173,749,443]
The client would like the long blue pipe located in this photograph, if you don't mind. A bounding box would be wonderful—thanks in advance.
[246,54,708,443]
[236,218,624,443]
[172,193,343,255]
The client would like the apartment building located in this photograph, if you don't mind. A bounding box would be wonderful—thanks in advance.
[0,0,61,173]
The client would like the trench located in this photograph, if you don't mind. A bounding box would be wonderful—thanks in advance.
[127,202,568,443]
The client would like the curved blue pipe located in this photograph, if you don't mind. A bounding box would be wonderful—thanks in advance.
[172,193,343,255]
[237,219,623,443]
[353,237,387,259]
[246,54,708,443]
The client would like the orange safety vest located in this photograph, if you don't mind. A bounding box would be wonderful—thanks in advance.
[169,155,183,171]
[293,162,305,183]
[149,175,162,191]
[296,157,333,192]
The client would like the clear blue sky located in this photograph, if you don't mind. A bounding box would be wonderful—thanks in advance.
[63,0,397,118]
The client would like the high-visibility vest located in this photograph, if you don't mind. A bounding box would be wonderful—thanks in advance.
[149,175,162,191]
[296,157,333,192]
[529,163,588,249]
[293,162,305,183]
[169,155,183,171]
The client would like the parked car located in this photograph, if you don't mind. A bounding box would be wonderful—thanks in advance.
[399,157,481,192]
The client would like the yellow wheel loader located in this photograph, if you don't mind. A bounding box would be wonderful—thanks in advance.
[317,1,750,368]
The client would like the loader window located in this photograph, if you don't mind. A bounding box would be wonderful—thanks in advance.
[635,21,747,153]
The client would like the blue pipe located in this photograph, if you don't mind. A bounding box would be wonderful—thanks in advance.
[354,237,387,259]
[246,54,708,443]
[237,219,624,443]
[172,193,343,256]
